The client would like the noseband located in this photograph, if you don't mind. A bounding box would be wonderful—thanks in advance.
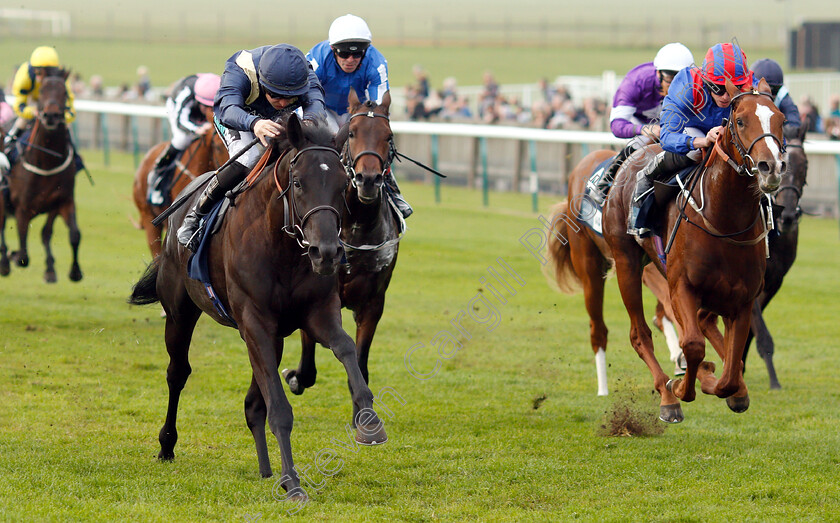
[726,90,785,177]
[343,110,395,187]
[275,145,343,249]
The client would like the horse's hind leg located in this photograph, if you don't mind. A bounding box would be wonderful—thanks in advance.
[569,238,610,395]
[282,330,318,395]
[12,210,31,268]
[244,371,273,478]
[58,201,82,281]
[41,212,58,283]
[158,297,202,461]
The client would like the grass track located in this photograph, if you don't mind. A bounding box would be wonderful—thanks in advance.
[0,150,839,521]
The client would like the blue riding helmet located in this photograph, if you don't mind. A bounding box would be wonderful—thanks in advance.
[750,58,784,87]
[258,44,310,97]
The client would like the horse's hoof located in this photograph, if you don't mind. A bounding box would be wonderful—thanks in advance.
[726,394,750,413]
[0,264,9,276]
[68,267,83,282]
[282,369,304,395]
[659,403,684,423]
[157,449,175,461]
[355,423,388,445]
[769,381,782,390]
[44,271,57,284]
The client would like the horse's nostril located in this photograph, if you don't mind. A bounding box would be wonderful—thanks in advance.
[307,245,320,260]
[757,161,771,174]
[779,161,787,174]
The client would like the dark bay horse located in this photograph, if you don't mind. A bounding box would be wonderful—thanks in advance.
[284,91,401,408]
[129,113,386,498]
[132,132,228,258]
[0,71,82,283]
[601,79,785,422]
[644,122,809,390]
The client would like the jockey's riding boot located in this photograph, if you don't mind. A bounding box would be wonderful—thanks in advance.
[148,144,180,204]
[383,169,413,218]
[627,151,693,235]
[3,127,22,156]
[176,162,248,251]
[589,142,636,205]
[0,151,10,181]
[152,144,179,177]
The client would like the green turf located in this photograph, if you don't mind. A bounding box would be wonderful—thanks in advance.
[0,150,838,521]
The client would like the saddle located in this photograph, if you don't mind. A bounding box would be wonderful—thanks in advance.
[576,155,617,236]
[635,164,699,238]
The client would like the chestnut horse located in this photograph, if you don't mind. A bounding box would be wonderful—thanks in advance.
[284,90,401,406]
[132,132,228,258]
[601,79,785,423]
[0,71,81,283]
[129,113,386,498]
[644,121,809,390]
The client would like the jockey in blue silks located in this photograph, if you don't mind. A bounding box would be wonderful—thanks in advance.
[628,42,754,235]
[307,14,412,219]
[177,43,327,250]
[750,58,801,137]
[589,43,694,205]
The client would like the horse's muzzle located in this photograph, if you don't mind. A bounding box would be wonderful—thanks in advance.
[307,242,345,276]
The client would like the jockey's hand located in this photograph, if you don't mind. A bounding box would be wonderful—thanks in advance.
[641,124,661,139]
[253,119,284,146]
[196,122,213,135]
[694,126,723,149]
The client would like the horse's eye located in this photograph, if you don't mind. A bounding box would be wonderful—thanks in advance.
[293,178,301,188]
[736,119,744,127]
[348,131,355,139]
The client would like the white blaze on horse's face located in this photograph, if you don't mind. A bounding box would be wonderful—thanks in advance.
[320,163,329,171]
[755,104,782,161]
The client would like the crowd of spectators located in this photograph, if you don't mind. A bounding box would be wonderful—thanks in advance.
[404,68,609,131]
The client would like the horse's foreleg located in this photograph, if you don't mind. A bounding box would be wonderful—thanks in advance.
[352,295,387,387]
[613,255,682,422]
[718,308,752,413]
[305,299,387,444]
[282,330,318,395]
[12,211,31,268]
[244,372,272,478]
[41,212,57,283]
[572,246,609,396]
[158,300,201,461]
[697,310,725,361]
[58,202,82,281]
[0,212,9,276]
[667,282,705,403]
[238,310,305,499]
[750,299,781,389]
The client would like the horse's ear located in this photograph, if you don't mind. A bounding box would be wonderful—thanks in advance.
[335,120,349,150]
[756,77,772,96]
[381,91,391,115]
[347,88,361,113]
[287,113,305,149]
[724,77,740,99]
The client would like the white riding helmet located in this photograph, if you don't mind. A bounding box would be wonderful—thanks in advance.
[653,43,694,73]
[328,14,372,46]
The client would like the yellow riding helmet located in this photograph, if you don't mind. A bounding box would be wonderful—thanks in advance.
[30,46,60,68]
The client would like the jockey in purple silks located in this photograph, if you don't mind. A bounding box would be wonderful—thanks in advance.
[588,43,694,205]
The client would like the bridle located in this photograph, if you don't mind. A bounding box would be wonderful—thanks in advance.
[342,110,395,187]
[274,145,344,249]
[724,89,786,177]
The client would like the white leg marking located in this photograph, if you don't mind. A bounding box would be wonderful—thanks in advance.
[596,348,608,396]
[662,317,682,362]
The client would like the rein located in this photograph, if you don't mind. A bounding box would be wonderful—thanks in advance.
[273,145,343,249]
[20,118,74,176]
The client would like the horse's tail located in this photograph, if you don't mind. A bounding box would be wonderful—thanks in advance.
[128,258,160,305]
[541,201,582,294]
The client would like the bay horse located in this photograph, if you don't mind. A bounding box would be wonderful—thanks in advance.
[0,70,82,283]
[644,121,809,390]
[129,113,386,498]
[283,90,401,410]
[132,132,228,258]
[601,79,785,423]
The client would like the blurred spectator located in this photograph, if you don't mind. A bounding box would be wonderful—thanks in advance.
[799,95,823,133]
[530,100,553,128]
[413,65,429,98]
[136,65,151,98]
[826,95,840,140]
[478,71,499,117]
[441,76,458,100]
[88,75,104,98]
[0,87,14,131]
[830,96,840,119]
[404,84,427,121]
[71,72,86,97]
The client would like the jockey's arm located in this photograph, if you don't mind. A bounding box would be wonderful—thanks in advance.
[12,63,36,120]
[64,76,76,123]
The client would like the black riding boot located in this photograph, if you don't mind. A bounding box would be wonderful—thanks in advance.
[383,169,413,218]
[3,127,22,157]
[176,162,249,251]
[589,142,637,205]
[148,144,181,205]
[627,151,693,235]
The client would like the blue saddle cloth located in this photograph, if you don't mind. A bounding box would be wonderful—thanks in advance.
[576,155,616,236]
[187,200,238,327]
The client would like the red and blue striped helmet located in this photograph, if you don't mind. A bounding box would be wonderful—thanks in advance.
[700,43,753,86]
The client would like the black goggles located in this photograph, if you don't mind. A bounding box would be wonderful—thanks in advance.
[333,49,365,59]
[265,91,299,104]
[704,79,747,96]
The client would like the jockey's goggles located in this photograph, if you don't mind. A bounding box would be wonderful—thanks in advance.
[333,48,365,59]
[704,79,748,96]
[265,91,299,104]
